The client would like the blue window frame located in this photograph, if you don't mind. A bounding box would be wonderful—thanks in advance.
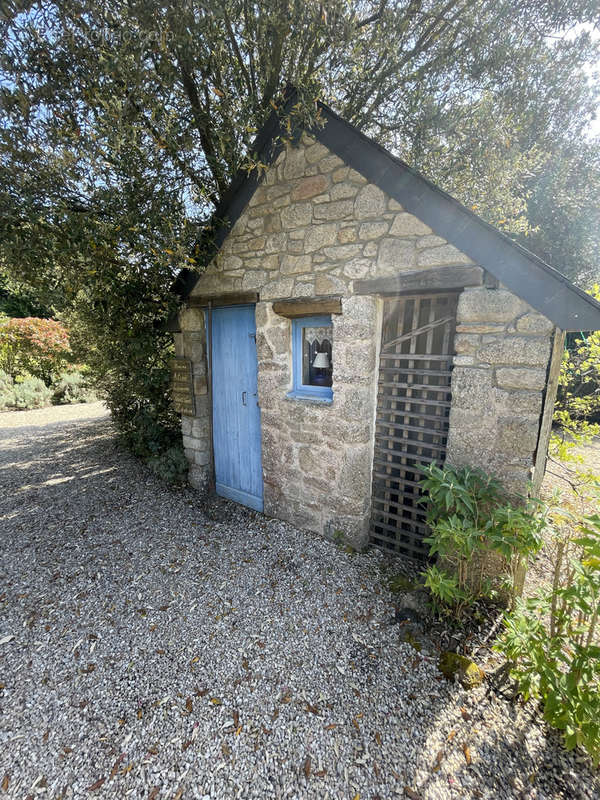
[288,314,333,402]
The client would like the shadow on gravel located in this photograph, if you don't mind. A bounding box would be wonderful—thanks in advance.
[0,422,122,523]
[409,688,597,800]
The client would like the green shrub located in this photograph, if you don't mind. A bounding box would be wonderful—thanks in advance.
[419,463,545,614]
[0,368,13,394]
[495,510,600,765]
[0,369,15,411]
[148,445,188,485]
[12,376,53,409]
[552,285,600,470]
[66,297,184,485]
[51,370,97,405]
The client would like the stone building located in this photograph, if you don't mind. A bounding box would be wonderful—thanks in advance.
[170,98,600,561]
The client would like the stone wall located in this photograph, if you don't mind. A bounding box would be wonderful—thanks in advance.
[446,287,555,495]
[256,295,379,547]
[191,133,473,302]
[175,307,211,492]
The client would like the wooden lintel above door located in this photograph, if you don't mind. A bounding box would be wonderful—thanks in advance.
[272,296,343,318]
[187,291,259,308]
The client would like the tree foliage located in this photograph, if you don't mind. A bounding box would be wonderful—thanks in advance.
[0,267,51,318]
[1,1,599,463]
[0,316,71,383]
[552,285,600,476]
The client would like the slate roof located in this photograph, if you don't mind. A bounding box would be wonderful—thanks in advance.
[175,92,600,332]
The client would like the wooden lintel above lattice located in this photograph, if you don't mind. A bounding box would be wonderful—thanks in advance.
[354,266,483,296]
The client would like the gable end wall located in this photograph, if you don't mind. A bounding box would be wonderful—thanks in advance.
[180,134,557,546]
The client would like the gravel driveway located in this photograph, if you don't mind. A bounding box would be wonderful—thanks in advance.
[0,406,598,799]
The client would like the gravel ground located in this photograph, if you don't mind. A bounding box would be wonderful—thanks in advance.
[0,407,598,799]
[0,402,108,432]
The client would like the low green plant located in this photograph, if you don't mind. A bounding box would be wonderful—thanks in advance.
[51,370,98,405]
[12,376,53,409]
[419,463,545,614]
[0,368,12,394]
[147,444,189,486]
[0,368,14,411]
[495,509,600,765]
[420,463,505,524]
[487,502,546,605]
[423,564,466,613]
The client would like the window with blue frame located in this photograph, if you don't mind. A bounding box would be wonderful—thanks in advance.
[288,315,333,401]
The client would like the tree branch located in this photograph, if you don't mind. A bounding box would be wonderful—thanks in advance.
[176,57,228,201]
[219,1,253,98]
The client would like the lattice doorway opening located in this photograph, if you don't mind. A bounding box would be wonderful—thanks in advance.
[369,293,459,561]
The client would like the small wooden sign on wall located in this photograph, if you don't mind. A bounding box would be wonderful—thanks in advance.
[170,358,195,416]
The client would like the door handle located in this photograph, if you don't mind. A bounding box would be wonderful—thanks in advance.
[242,391,247,406]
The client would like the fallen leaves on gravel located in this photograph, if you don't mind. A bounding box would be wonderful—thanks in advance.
[109,755,125,778]
[463,743,472,765]
[2,774,9,791]
[86,777,105,791]
[303,756,311,778]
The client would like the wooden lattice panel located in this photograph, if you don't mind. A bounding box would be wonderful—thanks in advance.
[369,293,459,560]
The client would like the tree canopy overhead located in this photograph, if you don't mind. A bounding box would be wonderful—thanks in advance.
[1,0,599,467]
[2,1,599,279]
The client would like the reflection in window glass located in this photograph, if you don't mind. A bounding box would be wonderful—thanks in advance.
[302,324,333,387]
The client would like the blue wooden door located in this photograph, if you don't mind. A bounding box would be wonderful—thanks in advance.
[211,305,263,511]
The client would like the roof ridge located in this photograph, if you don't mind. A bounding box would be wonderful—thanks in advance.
[316,101,600,314]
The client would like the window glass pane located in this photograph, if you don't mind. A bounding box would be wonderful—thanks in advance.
[301,324,333,387]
